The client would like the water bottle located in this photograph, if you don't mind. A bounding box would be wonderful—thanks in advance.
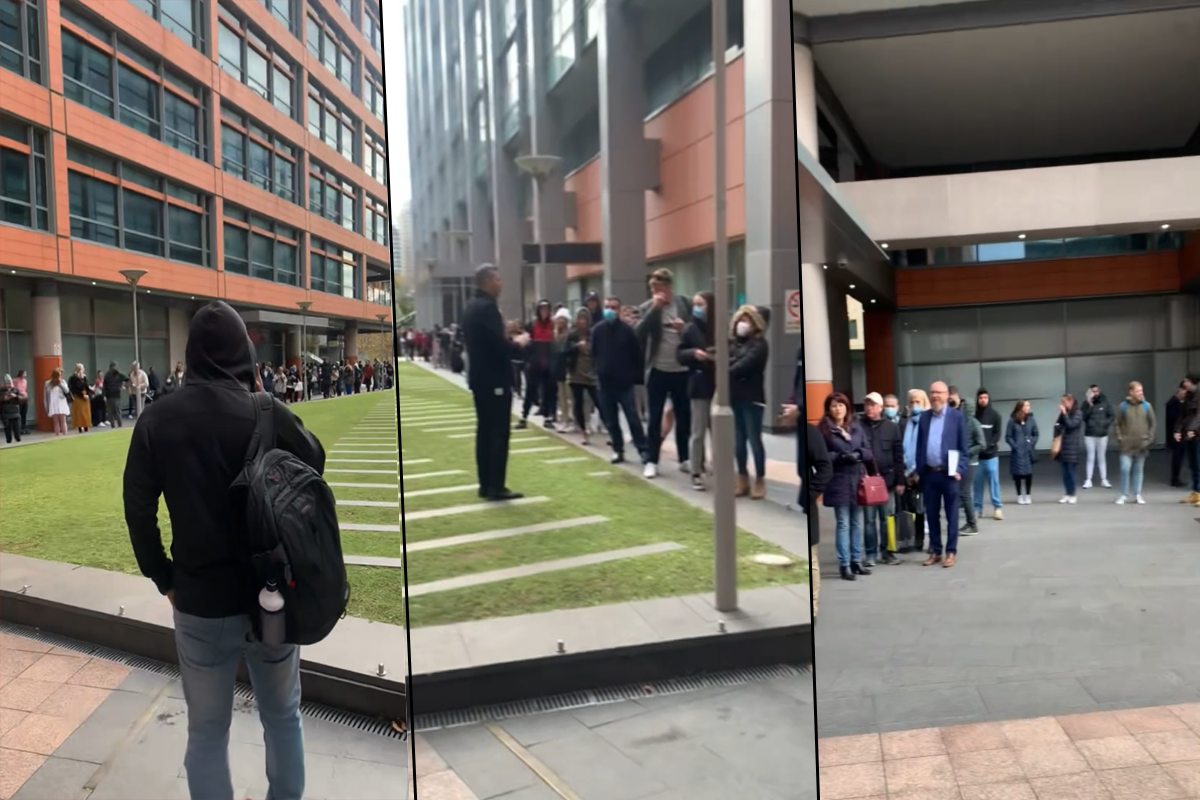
[258,582,286,646]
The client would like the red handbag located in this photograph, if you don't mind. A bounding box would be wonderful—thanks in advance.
[857,463,889,507]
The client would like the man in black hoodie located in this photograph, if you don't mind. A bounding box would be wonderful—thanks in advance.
[973,388,1004,521]
[123,301,324,800]
[591,296,647,464]
[583,290,603,331]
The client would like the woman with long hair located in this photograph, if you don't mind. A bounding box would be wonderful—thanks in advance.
[1055,393,1084,503]
[729,304,771,499]
[68,363,92,434]
[678,291,717,490]
[44,368,71,436]
[566,307,601,446]
[1006,400,1040,504]
[820,392,874,580]
[91,370,107,427]
[13,369,28,434]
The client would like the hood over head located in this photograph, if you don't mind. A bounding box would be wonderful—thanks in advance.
[575,306,593,326]
[730,305,767,338]
[185,301,257,390]
[584,290,600,307]
[2,374,11,388]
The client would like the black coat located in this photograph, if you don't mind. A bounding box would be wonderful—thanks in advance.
[1054,408,1084,464]
[806,424,832,546]
[123,301,324,619]
[677,320,715,401]
[729,336,769,405]
[103,369,126,399]
[462,289,517,393]
[590,318,644,391]
[860,415,905,489]
[975,405,1002,460]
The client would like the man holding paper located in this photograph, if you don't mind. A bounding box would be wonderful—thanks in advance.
[915,381,970,568]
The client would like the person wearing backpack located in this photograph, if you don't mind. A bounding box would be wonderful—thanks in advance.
[124,301,327,800]
[1114,381,1156,505]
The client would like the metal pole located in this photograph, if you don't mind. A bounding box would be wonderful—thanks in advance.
[132,286,143,419]
[301,313,307,401]
[711,0,737,612]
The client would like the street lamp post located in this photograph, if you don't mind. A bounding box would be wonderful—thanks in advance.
[515,154,562,316]
[297,301,312,401]
[711,0,738,612]
[119,269,148,420]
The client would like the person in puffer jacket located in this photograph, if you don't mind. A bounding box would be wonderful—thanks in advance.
[520,300,557,429]
[729,305,770,500]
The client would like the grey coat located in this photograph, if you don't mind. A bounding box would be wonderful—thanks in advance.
[1054,408,1084,464]
[1005,416,1040,476]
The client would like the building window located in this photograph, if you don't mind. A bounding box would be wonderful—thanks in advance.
[258,0,294,33]
[363,0,380,55]
[307,80,358,166]
[306,5,356,93]
[582,0,600,45]
[365,194,387,247]
[502,43,520,141]
[220,106,298,204]
[364,64,385,123]
[61,11,207,160]
[335,0,355,25]
[308,159,356,233]
[0,0,43,84]
[365,130,386,186]
[311,237,359,299]
[66,143,209,265]
[128,0,203,52]
[218,2,297,120]
[547,0,574,85]
[222,204,298,286]
[0,115,50,231]
[472,6,486,94]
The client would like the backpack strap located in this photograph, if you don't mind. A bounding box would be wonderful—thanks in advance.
[243,392,277,464]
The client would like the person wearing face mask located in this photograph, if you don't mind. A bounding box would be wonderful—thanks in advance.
[519,300,558,430]
[947,387,985,534]
[677,292,717,491]
[1082,383,1115,490]
[858,392,905,565]
[590,296,648,465]
[901,389,931,552]
[729,305,770,499]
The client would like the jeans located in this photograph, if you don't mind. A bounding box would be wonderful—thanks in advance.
[690,398,712,476]
[598,384,647,460]
[174,610,304,800]
[646,369,690,465]
[833,504,864,568]
[960,463,978,525]
[1061,461,1078,496]
[732,401,766,478]
[1084,435,1109,482]
[973,457,1002,513]
[863,494,894,559]
[1119,453,1146,497]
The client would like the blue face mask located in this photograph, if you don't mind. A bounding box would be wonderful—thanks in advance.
[692,306,705,320]
[602,309,617,322]
[910,405,923,416]
[884,407,898,419]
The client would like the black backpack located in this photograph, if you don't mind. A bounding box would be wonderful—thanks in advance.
[234,392,349,645]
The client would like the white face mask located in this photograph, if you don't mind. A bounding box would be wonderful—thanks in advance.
[736,321,753,337]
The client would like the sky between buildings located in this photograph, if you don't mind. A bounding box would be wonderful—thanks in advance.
[382,2,411,204]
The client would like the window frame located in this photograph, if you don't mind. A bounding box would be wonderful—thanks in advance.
[0,115,50,232]
[363,0,381,55]
[306,5,356,94]
[0,0,43,84]
[61,11,207,161]
[217,2,297,120]
[220,106,299,205]
[127,0,204,53]
[364,194,387,247]
[364,129,386,186]
[307,159,357,233]
[310,236,360,299]
[223,203,299,286]
[364,63,385,123]
[307,79,359,167]
[259,0,294,33]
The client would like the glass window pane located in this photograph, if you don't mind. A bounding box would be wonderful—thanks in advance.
[218,23,242,78]
[248,140,270,190]
[161,0,196,46]
[273,157,293,201]
[272,68,292,116]
[118,64,159,137]
[247,47,268,98]
[221,125,245,175]
[62,33,114,116]
[223,223,248,273]
[68,172,118,245]
[163,93,198,157]
[0,148,31,227]
[123,190,164,255]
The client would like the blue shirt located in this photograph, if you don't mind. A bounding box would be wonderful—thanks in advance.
[926,408,946,468]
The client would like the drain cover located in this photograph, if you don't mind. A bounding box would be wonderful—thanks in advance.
[752,554,795,567]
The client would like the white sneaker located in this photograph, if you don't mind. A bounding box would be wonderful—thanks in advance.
[1101,479,1112,489]
[1082,480,1093,490]
[643,462,658,479]
[994,509,1003,520]
[1059,496,1071,504]
[1068,496,1078,504]
[1027,494,1033,504]
[1136,494,1146,505]
[1115,495,1126,505]
[680,460,691,474]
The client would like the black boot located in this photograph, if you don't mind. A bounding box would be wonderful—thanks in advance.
[840,566,856,581]
[852,562,872,576]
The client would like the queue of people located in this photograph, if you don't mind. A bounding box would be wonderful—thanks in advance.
[804,377,1188,583]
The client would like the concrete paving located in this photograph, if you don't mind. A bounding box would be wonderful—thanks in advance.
[813,454,1200,738]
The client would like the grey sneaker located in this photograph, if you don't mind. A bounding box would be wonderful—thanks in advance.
[960,524,979,536]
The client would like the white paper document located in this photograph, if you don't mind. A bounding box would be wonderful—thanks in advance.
[948,449,960,475]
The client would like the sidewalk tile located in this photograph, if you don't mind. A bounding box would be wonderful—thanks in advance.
[0,636,51,655]
[818,733,881,767]
[0,680,62,712]
[1137,729,1200,764]
[34,685,110,724]
[883,754,957,794]
[885,788,961,800]
[1013,742,1089,778]
[1162,759,1200,795]
[0,653,43,680]
[1027,772,1113,800]
[410,769,479,800]
[0,748,47,800]
[941,722,1009,753]
[959,781,1036,800]
[949,748,1023,786]
[818,762,886,799]
[1,713,83,755]
[882,727,946,760]
[67,660,130,690]
[1095,764,1187,800]
[1058,711,1129,741]
[1115,706,1189,734]
[1076,735,1157,770]
[1168,703,1200,731]
[0,710,27,737]
[999,717,1070,748]
[17,655,88,684]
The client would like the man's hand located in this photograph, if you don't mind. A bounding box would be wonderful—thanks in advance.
[694,349,711,362]
[954,473,962,481]
[255,372,264,392]
[1175,432,1183,442]
[781,404,799,425]
[670,318,685,331]
[513,332,531,348]
[166,589,176,609]
[894,485,905,495]
[652,292,668,309]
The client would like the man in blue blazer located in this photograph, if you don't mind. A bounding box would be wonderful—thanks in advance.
[915,381,970,567]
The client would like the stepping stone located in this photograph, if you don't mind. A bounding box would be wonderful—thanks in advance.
[542,456,587,464]
[333,450,399,454]
[401,459,432,465]
[511,446,567,455]
[407,415,477,425]
[341,522,400,532]
[328,458,397,464]
[405,516,608,552]
[338,499,399,508]
[401,543,687,595]
[421,426,476,433]
[403,483,479,498]
[329,482,396,489]
[327,468,396,475]
[403,496,548,521]
[404,469,466,480]
[588,471,612,477]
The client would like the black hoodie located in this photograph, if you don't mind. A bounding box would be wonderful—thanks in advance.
[975,400,1002,460]
[123,302,325,618]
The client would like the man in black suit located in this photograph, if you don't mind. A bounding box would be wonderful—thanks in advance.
[462,264,529,501]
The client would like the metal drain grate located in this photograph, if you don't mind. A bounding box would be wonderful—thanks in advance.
[411,662,811,732]
[0,621,405,741]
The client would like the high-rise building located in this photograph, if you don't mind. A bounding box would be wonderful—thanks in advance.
[0,0,393,430]
[794,1,1200,426]
[401,0,800,416]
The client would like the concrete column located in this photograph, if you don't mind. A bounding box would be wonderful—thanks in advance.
[598,0,648,306]
[525,0,567,303]
[460,0,491,268]
[31,280,62,432]
[743,0,802,428]
[486,0,524,322]
[344,322,359,365]
[793,37,818,161]
[801,262,832,422]
[286,325,301,371]
[826,284,853,400]
[168,306,190,370]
